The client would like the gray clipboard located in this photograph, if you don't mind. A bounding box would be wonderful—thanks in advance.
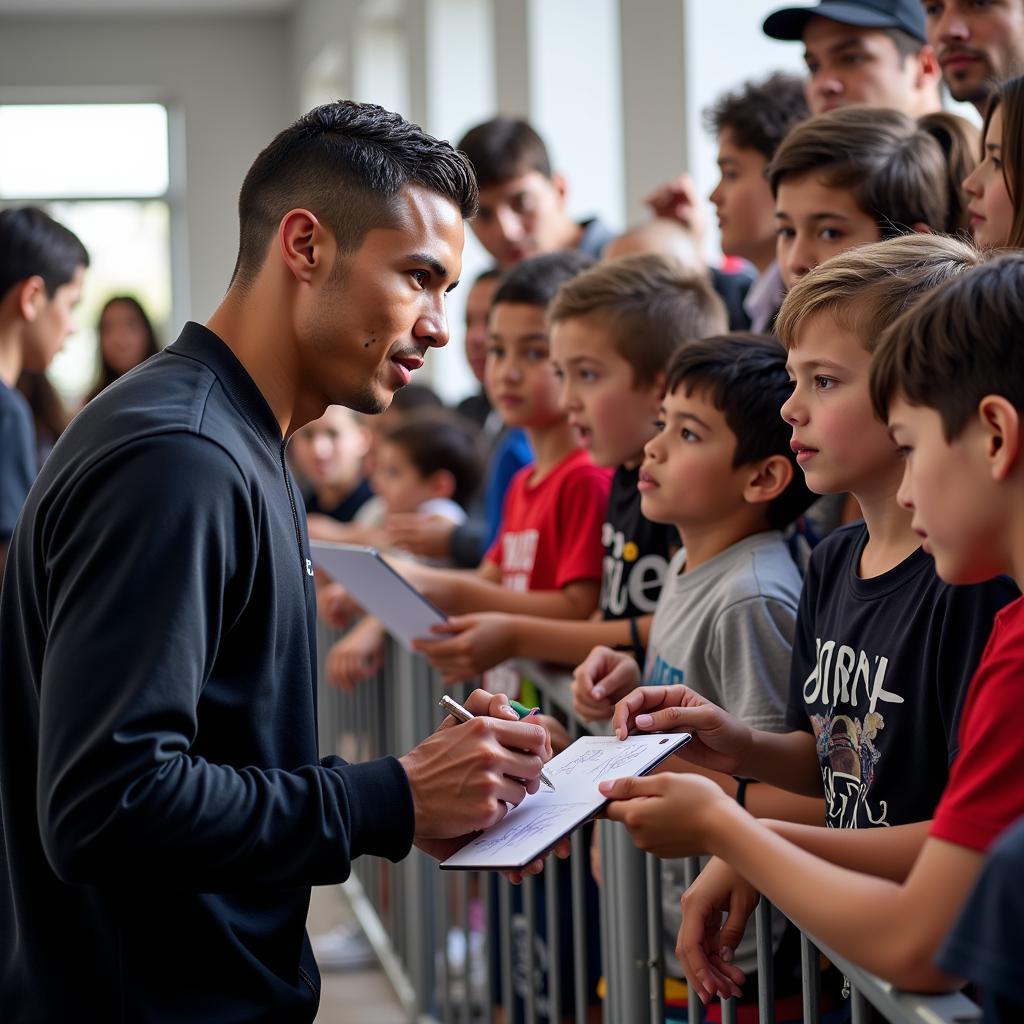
[310,541,447,651]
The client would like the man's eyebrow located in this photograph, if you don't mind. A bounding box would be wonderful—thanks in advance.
[827,37,869,56]
[407,253,450,280]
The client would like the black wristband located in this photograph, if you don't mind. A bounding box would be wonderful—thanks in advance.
[734,777,752,809]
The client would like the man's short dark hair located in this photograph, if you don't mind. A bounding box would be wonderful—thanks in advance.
[456,118,552,189]
[0,207,89,301]
[871,253,1024,441]
[492,250,594,310]
[382,408,483,509]
[665,333,816,530]
[703,73,809,161]
[232,101,479,290]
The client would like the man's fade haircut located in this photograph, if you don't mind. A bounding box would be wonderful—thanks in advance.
[0,207,89,301]
[703,72,809,160]
[871,253,1024,441]
[767,106,967,236]
[456,118,552,189]
[665,333,816,531]
[231,101,479,290]
[548,254,728,388]
[491,250,594,311]
[775,234,983,355]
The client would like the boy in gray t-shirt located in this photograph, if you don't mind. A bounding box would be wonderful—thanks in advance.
[575,334,818,999]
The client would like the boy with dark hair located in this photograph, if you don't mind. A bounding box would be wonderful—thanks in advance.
[763,0,942,116]
[582,333,820,1012]
[457,116,613,267]
[704,72,808,332]
[414,254,727,684]
[0,206,88,570]
[769,104,973,289]
[0,101,556,1022]
[602,250,1024,1000]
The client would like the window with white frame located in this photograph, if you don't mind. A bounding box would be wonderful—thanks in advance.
[0,102,173,403]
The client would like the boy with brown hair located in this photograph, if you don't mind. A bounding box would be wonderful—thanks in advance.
[602,248,1024,1001]
[414,254,728,683]
[769,104,977,289]
[456,117,613,267]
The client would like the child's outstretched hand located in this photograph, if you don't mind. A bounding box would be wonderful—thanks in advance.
[413,613,516,683]
[611,686,752,776]
[327,617,385,691]
[676,856,755,1005]
[571,645,640,722]
[598,773,727,858]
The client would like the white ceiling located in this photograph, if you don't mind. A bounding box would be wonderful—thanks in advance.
[0,0,296,15]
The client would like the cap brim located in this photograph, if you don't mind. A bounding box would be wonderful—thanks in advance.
[763,3,919,42]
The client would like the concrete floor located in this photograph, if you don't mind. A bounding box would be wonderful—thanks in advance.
[308,884,407,1024]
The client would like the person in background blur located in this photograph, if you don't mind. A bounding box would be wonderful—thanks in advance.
[85,295,159,403]
[456,268,502,428]
[16,369,68,465]
[289,404,373,525]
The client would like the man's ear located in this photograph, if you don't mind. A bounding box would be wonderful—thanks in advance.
[278,209,331,284]
[15,276,46,323]
[978,394,1021,482]
[910,222,933,236]
[742,454,793,507]
[915,44,942,87]
[428,468,457,500]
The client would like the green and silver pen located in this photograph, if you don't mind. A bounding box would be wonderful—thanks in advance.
[438,694,555,790]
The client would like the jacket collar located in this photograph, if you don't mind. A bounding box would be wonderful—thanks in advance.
[168,321,283,453]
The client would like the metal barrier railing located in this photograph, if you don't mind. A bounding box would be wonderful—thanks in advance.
[317,624,982,1024]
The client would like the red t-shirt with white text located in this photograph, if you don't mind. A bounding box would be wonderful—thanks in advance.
[931,594,1024,853]
[485,447,611,593]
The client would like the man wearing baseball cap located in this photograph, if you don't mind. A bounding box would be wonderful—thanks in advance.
[764,0,942,116]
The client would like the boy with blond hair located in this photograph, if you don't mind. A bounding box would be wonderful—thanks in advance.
[414,254,727,683]
[602,248,1024,1000]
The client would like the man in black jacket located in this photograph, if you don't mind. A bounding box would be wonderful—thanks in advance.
[0,101,550,1023]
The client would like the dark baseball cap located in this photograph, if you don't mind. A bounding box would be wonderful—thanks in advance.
[763,0,927,45]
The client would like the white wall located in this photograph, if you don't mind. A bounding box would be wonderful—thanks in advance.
[683,0,809,262]
[0,14,290,327]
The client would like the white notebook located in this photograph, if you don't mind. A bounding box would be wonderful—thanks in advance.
[309,542,446,651]
[440,733,691,871]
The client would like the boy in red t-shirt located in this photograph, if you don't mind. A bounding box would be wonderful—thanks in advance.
[597,251,1024,999]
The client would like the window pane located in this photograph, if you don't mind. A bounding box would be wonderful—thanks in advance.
[40,199,172,403]
[0,104,169,199]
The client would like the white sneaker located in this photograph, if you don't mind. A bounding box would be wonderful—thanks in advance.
[311,922,376,971]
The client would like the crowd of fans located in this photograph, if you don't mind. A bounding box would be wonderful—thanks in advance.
[3,1,1024,1021]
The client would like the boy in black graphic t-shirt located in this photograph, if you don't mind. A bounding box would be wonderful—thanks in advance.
[786,521,1015,829]
[606,236,1016,874]
[417,254,727,688]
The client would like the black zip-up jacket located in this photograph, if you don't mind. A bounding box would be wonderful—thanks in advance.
[0,323,415,1022]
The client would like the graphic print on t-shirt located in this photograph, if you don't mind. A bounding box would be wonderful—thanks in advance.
[600,521,668,617]
[803,637,904,828]
[501,529,539,592]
